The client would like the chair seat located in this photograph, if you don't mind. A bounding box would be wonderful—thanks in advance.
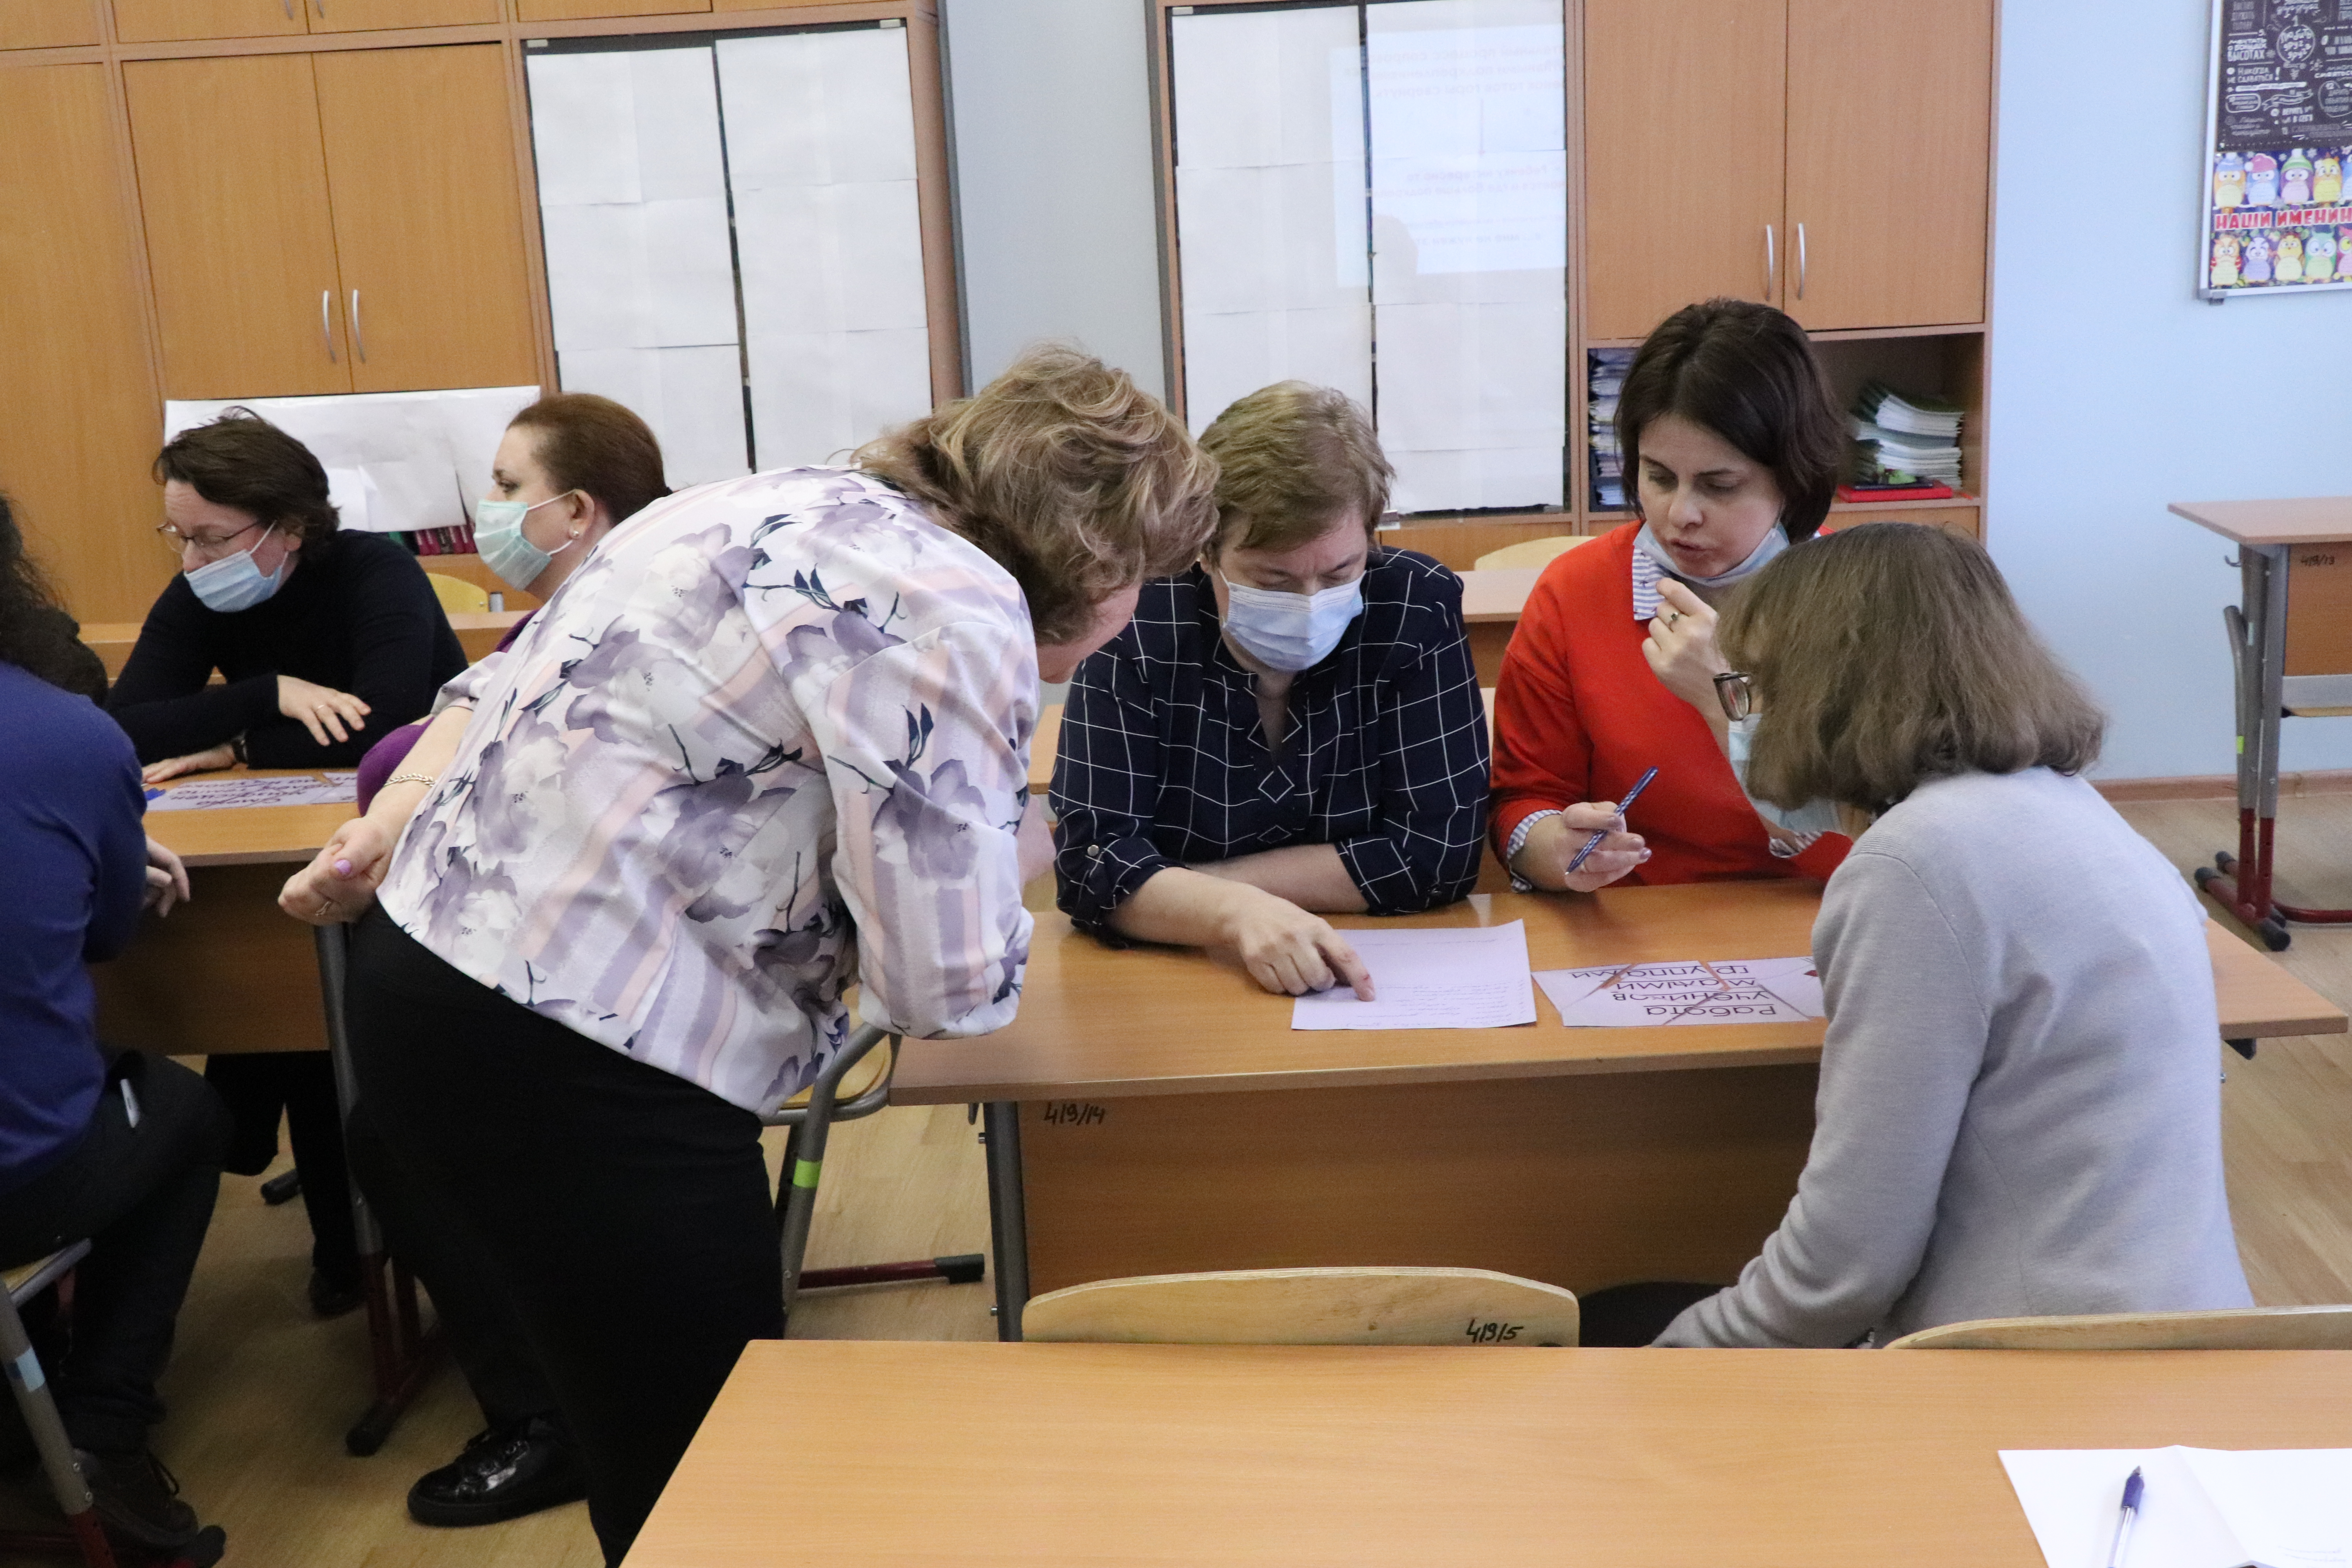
[1023,1265,1581,1347]
[3,1243,91,1306]
[777,1037,894,1110]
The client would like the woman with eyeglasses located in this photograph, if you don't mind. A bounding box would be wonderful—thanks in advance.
[1650,523,2249,1347]
[105,408,465,1319]
[1489,298,1853,893]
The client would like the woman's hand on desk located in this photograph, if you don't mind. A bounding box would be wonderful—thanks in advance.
[1222,886,1376,1001]
[1512,805,1648,894]
[143,837,190,917]
[142,743,234,785]
[278,815,397,926]
[278,675,371,747]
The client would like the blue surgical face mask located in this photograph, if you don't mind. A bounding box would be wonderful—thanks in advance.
[1218,570,1365,672]
[184,524,289,613]
[474,491,581,590]
[1726,713,1842,840]
[1636,520,1789,588]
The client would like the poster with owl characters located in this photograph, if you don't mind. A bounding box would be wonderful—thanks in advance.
[2201,0,2352,297]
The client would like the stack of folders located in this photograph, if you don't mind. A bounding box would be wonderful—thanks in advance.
[1847,380,1963,498]
[1588,348,1633,510]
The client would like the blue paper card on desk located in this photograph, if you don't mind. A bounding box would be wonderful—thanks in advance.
[1290,921,1537,1031]
[1534,958,1823,1027]
[2001,1446,2352,1568]
[147,777,358,813]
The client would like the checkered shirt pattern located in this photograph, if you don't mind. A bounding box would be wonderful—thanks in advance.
[1049,550,1490,937]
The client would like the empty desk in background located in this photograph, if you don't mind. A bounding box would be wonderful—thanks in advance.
[890,883,2344,1337]
[1459,565,1539,685]
[81,610,524,678]
[629,1339,2352,1568]
[2171,496,2352,950]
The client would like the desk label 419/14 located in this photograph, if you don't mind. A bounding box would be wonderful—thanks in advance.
[1041,1101,1107,1127]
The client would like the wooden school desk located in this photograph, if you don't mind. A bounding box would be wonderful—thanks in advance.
[80,610,524,678]
[891,883,2345,1338]
[89,768,436,1453]
[630,1339,2352,1568]
[1459,564,1539,684]
[2171,497,2352,949]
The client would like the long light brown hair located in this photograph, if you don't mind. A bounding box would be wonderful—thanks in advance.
[857,345,1216,642]
[1717,523,2103,810]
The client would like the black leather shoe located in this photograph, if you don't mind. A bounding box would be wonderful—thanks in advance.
[407,1417,587,1528]
[308,1267,365,1319]
[73,1446,202,1552]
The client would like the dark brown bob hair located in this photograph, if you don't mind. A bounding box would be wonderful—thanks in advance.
[154,409,339,546]
[857,345,1217,643]
[1198,381,1393,555]
[1617,298,1845,541]
[508,393,670,524]
[1717,523,2104,811]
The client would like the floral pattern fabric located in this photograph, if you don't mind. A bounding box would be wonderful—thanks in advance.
[375,467,1037,1114]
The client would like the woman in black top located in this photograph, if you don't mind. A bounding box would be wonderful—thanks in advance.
[107,410,464,1316]
[1050,382,1491,999]
[111,410,465,779]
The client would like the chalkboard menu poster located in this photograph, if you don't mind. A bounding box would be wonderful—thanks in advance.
[2201,0,2352,297]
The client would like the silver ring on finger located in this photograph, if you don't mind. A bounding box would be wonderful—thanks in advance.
[1662,610,1681,626]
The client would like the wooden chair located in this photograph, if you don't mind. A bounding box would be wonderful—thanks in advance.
[1882,1304,2352,1351]
[1021,1265,1579,1346]
[0,1243,117,1567]
[1473,535,1588,571]
[423,572,490,614]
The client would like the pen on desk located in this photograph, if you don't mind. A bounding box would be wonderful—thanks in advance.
[2104,1465,2143,1568]
[1565,766,1658,875]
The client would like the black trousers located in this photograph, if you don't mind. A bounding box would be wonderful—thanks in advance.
[203,1051,359,1289]
[0,1053,228,1451]
[346,911,782,1565]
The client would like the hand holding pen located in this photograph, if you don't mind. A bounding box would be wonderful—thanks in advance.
[1521,768,1654,894]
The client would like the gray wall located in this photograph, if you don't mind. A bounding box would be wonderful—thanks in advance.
[940,0,1168,392]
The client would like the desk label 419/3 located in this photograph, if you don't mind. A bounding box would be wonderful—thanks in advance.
[1041,1101,1107,1127]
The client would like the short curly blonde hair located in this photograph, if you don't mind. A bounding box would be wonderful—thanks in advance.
[857,346,1217,642]
[1198,382,1393,556]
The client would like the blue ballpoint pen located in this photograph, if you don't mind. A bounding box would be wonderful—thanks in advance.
[1565,766,1658,875]
[2104,1466,2144,1568]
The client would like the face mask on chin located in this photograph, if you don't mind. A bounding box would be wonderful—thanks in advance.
[184,524,289,613]
[1635,519,1789,589]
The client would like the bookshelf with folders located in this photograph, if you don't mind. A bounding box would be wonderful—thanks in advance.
[1147,0,1995,570]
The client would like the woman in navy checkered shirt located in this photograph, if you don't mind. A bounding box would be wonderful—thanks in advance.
[1050,384,1631,999]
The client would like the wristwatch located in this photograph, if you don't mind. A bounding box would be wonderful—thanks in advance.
[229,733,247,766]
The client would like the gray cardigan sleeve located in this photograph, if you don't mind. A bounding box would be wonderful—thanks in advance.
[1655,850,1990,1347]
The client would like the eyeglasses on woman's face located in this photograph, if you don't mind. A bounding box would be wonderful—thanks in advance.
[1714,670,1755,722]
[155,517,265,562]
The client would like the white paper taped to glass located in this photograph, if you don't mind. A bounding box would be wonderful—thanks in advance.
[164,387,538,537]
[1533,958,1824,1027]
[1290,920,1537,1031]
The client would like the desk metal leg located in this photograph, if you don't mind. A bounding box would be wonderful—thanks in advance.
[311,923,444,1456]
[982,1102,1028,1341]
[2201,544,2294,951]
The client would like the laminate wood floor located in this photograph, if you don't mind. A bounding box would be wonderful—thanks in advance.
[13,800,2351,1564]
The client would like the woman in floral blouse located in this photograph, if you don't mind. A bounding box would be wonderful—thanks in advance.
[277,347,1216,1565]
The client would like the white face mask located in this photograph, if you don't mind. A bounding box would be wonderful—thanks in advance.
[1217,569,1365,672]
[1726,713,1842,838]
[184,524,287,613]
[474,491,581,590]
[1635,520,1789,588]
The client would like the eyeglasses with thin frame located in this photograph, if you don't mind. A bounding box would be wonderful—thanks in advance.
[156,518,264,558]
[1714,671,1754,723]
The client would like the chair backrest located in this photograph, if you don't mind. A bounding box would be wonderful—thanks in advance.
[1882,1304,2352,1351]
[1021,1266,1579,1346]
[426,572,491,613]
[1474,535,1588,571]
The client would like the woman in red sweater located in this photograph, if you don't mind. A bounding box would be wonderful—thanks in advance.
[1493,298,1853,889]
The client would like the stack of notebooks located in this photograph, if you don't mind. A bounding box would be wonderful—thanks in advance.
[1588,349,1633,510]
[1844,380,1962,501]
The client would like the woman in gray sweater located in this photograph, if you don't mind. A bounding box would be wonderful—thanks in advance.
[1650,522,2251,1348]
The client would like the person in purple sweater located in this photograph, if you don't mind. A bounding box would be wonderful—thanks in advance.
[0,493,229,1560]
[350,393,668,1532]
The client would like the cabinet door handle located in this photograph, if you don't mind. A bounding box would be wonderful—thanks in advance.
[1795,222,1808,301]
[350,290,367,363]
[1763,224,1776,299]
[320,290,338,363]
[313,0,326,13]
[280,0,293,16]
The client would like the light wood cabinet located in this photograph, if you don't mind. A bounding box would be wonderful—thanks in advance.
[0,0,102,48]
[113,0,305,45]
[314,46,536,390]
[1584,0,1786,342]
[305,0,501,30]
[126,54,351,398]
[0,64,174,624]
[516,0,709,21]
[1782,0,1993,330]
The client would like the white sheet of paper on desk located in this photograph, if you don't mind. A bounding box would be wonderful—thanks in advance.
[147,777,358,813]
[2000,1446,2352,1568]
[1535,958,1822,1027]
[1290,920,1536,1030]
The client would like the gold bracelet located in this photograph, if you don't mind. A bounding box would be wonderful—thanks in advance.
[385,772,439,790]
